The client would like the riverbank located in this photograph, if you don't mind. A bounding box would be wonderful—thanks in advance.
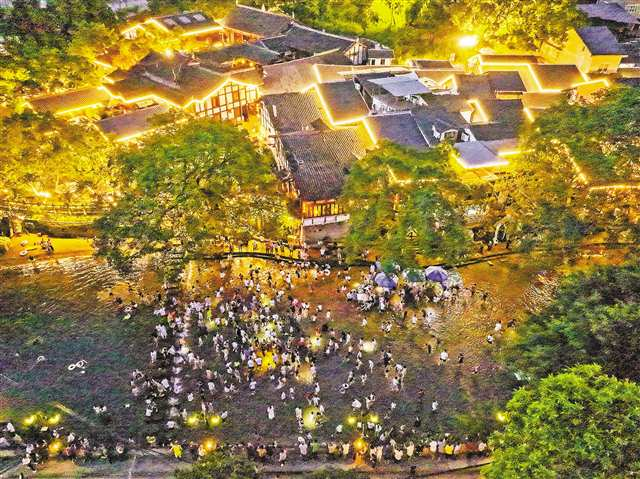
[0,235,94,268]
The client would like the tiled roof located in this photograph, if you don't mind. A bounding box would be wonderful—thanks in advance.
[197,43,281,68]
[281,126,372,201]
[521,92,567,109]
[262,53,352,94]
[314,64,409,83]
[410,59,457,69]
[453,139,516,169]
[105,52,262,106]
[153,11,221,34]
[412,107,468,147]
[576,26,627,55]
[367,112,429,149]
[264,24,356,56]
[455,74,493,98]
[529,64,586,91]
[261,92,325,133]
[97,104,170,140]
[222,4,292,38]
[478,99,525,123]
[315,80,369,123]
[368,48,394,59]
[28,87,110,114]
[471,54,541,64]
[578,3,639,25]
[486,71,526,93]
[367,72,430,97]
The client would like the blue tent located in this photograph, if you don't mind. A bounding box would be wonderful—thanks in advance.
[425,266,448,284]
[374,272,397,289]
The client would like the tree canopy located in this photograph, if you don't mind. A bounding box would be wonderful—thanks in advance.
[485,364,640,478]
[95,119,292,274]
[0,0,117,101]
[487,87,640,251]
[250,0,584,59]
[340,142,471,267]
[0,111,115,205]
[174,452,258,479]
[503,264,640,382]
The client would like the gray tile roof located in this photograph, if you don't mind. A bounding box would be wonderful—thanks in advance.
[367,112,429,149]
[576,26,627,55]
[486,71,526,93]
[154,11,221,34]
[412,107,468,146]
[368,48,394,59]
[264,24,356,56]
[97,104,170,139]
[222,5,292,38]
[262,52,352,94]
[281,126,371,201]
[196,43,281,68]
[316,80,369,123]
[410,59,456,69]
[261,92,325,133]
[28,87,110,114]
[578,3,639,25]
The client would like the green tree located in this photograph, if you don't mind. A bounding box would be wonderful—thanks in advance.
[0,0,117,101]
[449,0,585,50]
[485,364,640,478]
[503,264,640,382]
[340,142,471,267]
[488,87,640,251]
[174,452,258,479]
[0,112,115,205]
[95,119,292,274]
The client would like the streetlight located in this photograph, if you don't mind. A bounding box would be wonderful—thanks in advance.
[458,35,479,48]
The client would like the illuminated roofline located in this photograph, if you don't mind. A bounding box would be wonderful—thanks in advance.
[467,99,489,124]
[181,25,224,37]
[100,78,261,110]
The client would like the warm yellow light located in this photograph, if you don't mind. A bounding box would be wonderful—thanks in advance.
[467,99,489,124]
[303,407,320,430]
[478,61,562,94]
[368,413,379,423]
[353,437,367,451]
[48,413,61,425]
[458,35,479,48]
[208,415,222,427]
[56,102,105,117]
[589,183,640,192]
[523,107,535,123]
[203,438,217,451]
[496,412,508,423]
[181,25,224,37]
[164,48,174,59]
[187,414,200,427]
[346,416,357,426]
[48,440,63,455]
[24,415,36,426]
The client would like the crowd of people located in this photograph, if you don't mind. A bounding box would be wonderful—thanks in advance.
[1,256,507,472]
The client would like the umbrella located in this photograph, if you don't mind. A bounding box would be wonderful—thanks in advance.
[425,266,449,283]
[374,272,397,289]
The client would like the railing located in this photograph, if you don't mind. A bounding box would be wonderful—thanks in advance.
[0,201,110,226]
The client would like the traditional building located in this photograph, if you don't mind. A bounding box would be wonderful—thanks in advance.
[103,51,261,123]
[541,27,627,74]
[120,11,223,43]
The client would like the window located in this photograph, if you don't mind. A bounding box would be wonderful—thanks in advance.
[178,16,192,24]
